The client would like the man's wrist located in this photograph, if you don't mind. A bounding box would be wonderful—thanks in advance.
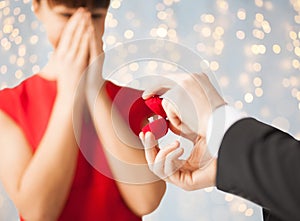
[206,105,247,157]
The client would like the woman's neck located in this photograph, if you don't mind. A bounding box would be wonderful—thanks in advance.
[38,67,58,81]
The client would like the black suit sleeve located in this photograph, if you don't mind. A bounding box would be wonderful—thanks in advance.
[216,118,300,221]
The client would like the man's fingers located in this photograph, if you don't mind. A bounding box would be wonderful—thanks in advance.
[141,73,191,99]
[142,86,170,100]
[143,132,158,149]
[140,132,158,167]
[161,99,180,123]
[149,138,180,178]
[153,140,180,164]
[164,147,184,176]
[140,132,183,179]
[152,147,180,178]
[141,74,179,99]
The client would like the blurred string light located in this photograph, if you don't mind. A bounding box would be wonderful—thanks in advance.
[150,2,178,42]
[0,0,37,86]
[287,0,300,111]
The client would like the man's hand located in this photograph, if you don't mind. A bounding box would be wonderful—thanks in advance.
[143,73,226,140]
[139,132,217,190]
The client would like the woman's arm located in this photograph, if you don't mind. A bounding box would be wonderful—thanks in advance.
[90,89,166,217]
[0,96,78,221]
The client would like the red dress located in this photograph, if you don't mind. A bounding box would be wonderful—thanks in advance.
[0,75,155,221]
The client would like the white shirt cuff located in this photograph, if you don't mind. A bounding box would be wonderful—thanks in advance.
[206,105,247,157]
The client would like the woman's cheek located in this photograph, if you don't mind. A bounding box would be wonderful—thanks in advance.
[48,22,67,49]
[95,19,105,37]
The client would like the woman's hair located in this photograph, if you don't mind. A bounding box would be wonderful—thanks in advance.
[37,0,110,9]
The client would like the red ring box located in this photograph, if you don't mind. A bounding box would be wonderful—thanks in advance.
[142,96,169,139]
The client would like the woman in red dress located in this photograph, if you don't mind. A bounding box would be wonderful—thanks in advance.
[0,0,166,220]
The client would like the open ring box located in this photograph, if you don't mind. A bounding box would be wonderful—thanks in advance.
[142,96,169,139]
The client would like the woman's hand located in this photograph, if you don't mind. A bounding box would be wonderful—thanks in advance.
[85,17,106,108]
[42,8,92,100]
[140,132,217,191]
